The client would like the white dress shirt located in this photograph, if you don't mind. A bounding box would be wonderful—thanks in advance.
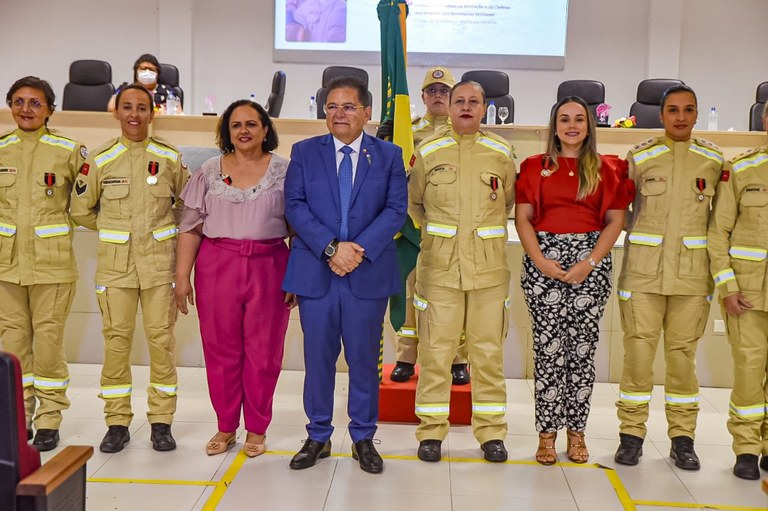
[332,132,363,182]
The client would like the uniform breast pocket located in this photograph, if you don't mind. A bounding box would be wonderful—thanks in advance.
[35,174,69,210]
[0,173,18,209]
[738,190,768,228]
[477,172,505,213]
[101,184,130,219]
[425,167,457,208]
[684,181,715,223]
[639,180,667,218]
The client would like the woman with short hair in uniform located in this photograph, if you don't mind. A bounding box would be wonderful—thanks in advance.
[515,96,634,465]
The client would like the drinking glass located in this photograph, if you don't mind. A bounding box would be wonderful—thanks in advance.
[498,106,509,124]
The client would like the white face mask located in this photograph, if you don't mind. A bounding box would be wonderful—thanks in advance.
[137,69,157,85]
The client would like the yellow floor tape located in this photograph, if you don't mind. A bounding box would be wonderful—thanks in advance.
[86,450,768,511]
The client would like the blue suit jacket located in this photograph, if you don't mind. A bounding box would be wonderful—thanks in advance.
[283,132,407,299]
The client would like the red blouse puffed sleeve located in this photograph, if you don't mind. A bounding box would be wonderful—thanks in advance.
[599,154,635,211]
[515,157,536,205]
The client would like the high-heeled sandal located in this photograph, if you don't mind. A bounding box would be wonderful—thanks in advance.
[535,431,558,465]
[567,429,589,463]
[244,432,266,458]
[206,431,236,456]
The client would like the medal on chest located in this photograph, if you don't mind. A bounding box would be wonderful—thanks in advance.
[696,178,706,202]
[490,176,499,200]
[147,161,159,185]
[43,172,55,197]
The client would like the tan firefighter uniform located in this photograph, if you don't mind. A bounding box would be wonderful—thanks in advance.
[617,135,724,440]
[0,127,86,430]
[409,129,515,443]
[396,114,467,366]
[70,135,189,427]
[708,145,768,456]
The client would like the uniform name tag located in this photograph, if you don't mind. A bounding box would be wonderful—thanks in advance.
[744,186,768,193]
[0,167,17,174]
[102,178,130,186]
[643,176,666,183]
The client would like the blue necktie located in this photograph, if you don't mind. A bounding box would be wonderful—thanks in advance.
[338,145,353,241]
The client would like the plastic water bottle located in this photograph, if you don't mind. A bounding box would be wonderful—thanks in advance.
[708,106,718,131]
[166,90,177,115]
[309,96,317,119]
[486,101,497,125]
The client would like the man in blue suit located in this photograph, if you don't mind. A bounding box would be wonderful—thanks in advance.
[283,77,407,474]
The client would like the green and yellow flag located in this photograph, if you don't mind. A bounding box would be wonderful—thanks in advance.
[378,0,420,333]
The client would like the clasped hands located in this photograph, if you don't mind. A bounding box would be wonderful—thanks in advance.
[328,241,365,276]
[536,257,592,285]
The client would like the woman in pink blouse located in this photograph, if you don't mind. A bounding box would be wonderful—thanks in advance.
[175,100,296,457]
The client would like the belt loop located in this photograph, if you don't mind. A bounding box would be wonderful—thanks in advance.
[241,240,253,256]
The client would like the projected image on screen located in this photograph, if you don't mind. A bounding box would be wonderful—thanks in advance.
[285,0,347,43]
[275,0,569,69]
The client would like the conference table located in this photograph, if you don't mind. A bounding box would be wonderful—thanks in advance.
[1,110,763,386]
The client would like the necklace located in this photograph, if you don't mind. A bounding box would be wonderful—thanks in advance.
[564,158,576,176]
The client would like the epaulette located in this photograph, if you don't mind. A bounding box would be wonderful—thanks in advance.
[0,128,16,140]
[412,116,430,132]
[731,146,768,174]
[692,137,722,153]
[629,136,663,155]
[729,146,762,165]
[0,129,19,150]
[147,137,179,163]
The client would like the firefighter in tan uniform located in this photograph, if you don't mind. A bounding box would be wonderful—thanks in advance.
[70,84,189,453]
[707,103,768,480]
[387,67,471,385]
[409,81,515,463]
[615,85,723,470]
[0,77,86,451]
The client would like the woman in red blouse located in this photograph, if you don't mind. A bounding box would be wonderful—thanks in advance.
[515,96,634,465]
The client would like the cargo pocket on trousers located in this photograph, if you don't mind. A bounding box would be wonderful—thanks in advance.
[413,289,430,349]
[95,286,112,326]
[617,292,635,336]
[501,296,510,340]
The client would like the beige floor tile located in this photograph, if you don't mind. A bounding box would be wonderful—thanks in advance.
[227,452,338,490]
[450,462,573,500]
[452,494,580,511]
[325,489,452,511]
[216,486,328,511]
[91,446,230,481]
[331,457,451,494]
[85,482,207,511]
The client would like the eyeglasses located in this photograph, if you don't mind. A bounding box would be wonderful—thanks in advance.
[424,87,451,97]
[8,98,48,111]
[324,103,365,115]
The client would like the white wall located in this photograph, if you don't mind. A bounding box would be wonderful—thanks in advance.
[0,0,766,127]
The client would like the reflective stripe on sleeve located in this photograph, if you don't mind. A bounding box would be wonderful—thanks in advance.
[151,382,178,396]
[689,143,724,164]
[729,401,765,418]
[34,376,70,389]
[627,232,663,246]
[146,143,179,162]
[617,289,632,301]
[397,327,417,338]
[729,246,767,261]
[476,225,506,239]
[22,373,34,388]
[34,224,70,238]
[99,229,130,244]
[619,390,651,404]
[713,269,736,286]
[95,285,107,294]
[101,385,132,398]
[733,152,768,174]
[472,402,507,414]
[152,225,178,241]
[682,236,707,249]
[665,392,700,405]
[425,222,457,238]
[633,145,670,165]
[40,134,76,151]
[415,403,450,416]
[94,143,127,167]
[419,137,457,157]
[477,136,511,157]
[0,222,17,237]
[413,294,428,311]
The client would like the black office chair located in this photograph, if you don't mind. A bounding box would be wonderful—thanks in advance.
[62,60,114,112]
[461,70,514,124]
[748,81,768,131]
[556,80,606,121]
[629,78,684,129]
[159,63,184,108]
[315,66,372,119]
[265,71,286,118]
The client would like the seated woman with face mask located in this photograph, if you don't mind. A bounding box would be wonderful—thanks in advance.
[107,54,182,114]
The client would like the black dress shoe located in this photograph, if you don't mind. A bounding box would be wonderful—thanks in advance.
[390,362,415,382]
[451,364,470,385]
[100,425,130,453]
[289,439,331,470]
[670,436,700,470]
[351,439,383,474]
[760,454,768,471]
[27,429,33,441]
[734,454,760,480]
[150,423,176,451]
[481,439,508,462]
[614,433,643,466]
[32,429,59,451]
[417,439,442,462]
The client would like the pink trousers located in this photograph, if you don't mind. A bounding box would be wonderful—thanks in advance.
[195,237,290,434]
